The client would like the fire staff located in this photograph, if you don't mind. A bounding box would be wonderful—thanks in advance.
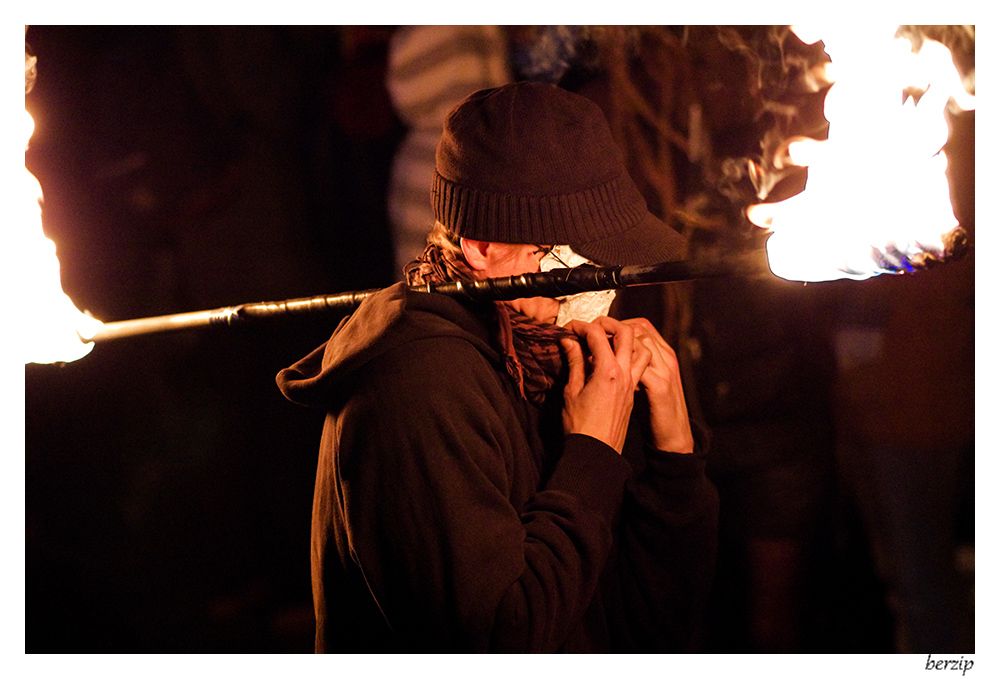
[277,82,719,652]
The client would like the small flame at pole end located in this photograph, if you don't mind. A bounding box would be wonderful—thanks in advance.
[24,41,103,365]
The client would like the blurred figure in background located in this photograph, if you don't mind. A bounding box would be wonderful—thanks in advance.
[834,266,974,653]
[385,26,511,276]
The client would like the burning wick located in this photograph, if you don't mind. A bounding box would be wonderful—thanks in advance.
[747,25,974,282]
[23,49,103,365]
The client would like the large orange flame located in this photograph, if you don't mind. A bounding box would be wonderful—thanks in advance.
[747,26,974,282]
[23,107,103,364]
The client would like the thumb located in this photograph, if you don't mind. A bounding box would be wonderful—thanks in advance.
[561,338,585,395]
[631,341,652,388]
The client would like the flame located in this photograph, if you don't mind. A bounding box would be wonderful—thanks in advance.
[23,108,103,364]
[747,26,975,282]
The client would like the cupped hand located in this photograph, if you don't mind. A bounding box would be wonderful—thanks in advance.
[620,317,694,453]
[560,317,651,453]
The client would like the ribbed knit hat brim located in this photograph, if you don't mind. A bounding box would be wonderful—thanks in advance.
[432,171,687,265]
[572,210,689,266]
[431,82,688,266]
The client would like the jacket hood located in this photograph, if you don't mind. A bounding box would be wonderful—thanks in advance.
[276,282,500,409]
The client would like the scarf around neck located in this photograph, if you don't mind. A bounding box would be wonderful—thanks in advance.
[404,242,570,405]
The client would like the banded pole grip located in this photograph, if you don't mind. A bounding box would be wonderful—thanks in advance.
[430,264,624,302]
[84,250,771,344]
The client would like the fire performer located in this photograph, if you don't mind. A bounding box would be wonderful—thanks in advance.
[277,82,719,652]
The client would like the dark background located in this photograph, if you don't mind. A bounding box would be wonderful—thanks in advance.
[24,26,974,653]
[25,26,402,651]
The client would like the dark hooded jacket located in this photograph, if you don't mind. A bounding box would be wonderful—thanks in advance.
[277,282,718,652]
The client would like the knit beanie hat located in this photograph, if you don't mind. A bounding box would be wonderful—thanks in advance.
[431,81,687,266]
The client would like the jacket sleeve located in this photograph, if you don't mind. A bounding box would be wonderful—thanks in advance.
[332,337,632,651]
[603,410,720,650]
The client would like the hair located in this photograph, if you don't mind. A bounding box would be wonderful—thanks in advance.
[426,221,463,255]
[427,220,537,270]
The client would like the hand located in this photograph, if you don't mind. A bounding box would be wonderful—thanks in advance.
[621,318,695,453]
[560,317,651,454]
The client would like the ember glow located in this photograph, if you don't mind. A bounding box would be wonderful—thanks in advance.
[747,26,975,282]
[24,61,103,364]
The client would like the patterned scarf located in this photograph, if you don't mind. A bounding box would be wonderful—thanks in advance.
[404,242,571,405]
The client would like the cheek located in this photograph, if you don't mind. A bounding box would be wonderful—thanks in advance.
[483,243,539,278]
[493,247,543,277]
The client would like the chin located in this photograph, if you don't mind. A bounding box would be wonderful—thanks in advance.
[509,296,560,324]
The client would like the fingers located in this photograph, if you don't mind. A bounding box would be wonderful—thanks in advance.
[616,318,693,452]
[590,316,633,368]
[622,317,677,365]
[560,338,585,396]
[559,320,637,454]
[563,319,622,381]
[618,317,683,397]
[565,318,659,389]
[590,316,642,389]
[563,320,613,359]
[622,317,663,348]
[630,340,652,387]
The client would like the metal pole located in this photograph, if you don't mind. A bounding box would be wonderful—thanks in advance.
[83,227,970,344]
[84,252,769,344]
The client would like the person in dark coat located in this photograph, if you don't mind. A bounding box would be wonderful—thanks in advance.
[277,82,719,652]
